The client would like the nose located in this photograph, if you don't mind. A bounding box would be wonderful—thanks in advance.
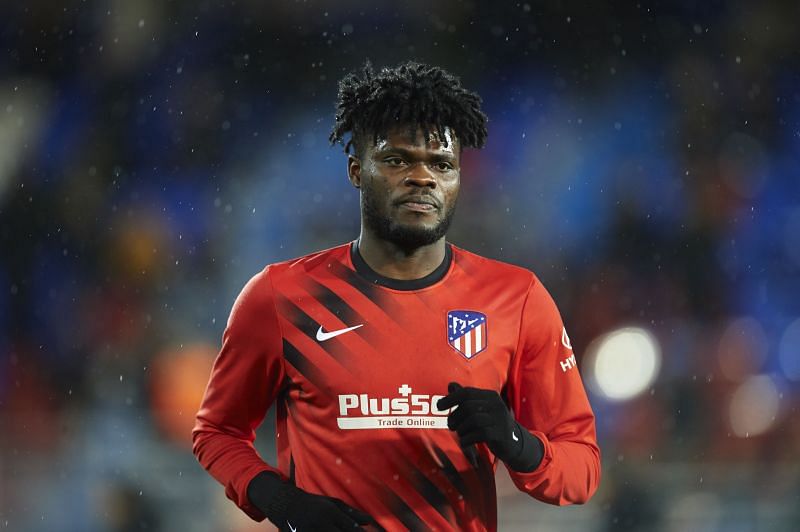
[403,163,437,188]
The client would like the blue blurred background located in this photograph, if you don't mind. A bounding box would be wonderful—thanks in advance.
[1,1,799,530]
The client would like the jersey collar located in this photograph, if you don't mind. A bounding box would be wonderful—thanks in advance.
[349,240,452,291]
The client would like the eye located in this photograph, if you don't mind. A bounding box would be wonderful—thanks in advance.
[383,157,407,167]
[433,161,454,171]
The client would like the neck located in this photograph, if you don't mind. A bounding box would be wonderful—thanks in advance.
[357,228,447,280]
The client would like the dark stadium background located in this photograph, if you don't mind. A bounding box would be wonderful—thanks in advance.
[1,1,799,530]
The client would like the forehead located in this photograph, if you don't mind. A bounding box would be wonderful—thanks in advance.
[371,126,459,154]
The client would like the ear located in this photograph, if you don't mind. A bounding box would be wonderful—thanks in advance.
[347,154,362,189]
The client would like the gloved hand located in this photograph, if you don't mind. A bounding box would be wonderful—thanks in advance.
[247,471,378,531]
[436,382,543,472]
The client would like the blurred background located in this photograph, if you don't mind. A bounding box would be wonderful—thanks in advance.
[1,1,799,530]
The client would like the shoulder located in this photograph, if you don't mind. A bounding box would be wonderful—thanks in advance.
[224,243,349,328]
[228,244,349,324]
[450,243,540,291]
[257,242,351,281]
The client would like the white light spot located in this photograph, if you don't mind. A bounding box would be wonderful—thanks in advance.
[585,327,661,401]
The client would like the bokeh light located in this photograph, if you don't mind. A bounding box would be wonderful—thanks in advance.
[149,343,216,447]
[778,318,800,381]
[585,327,662,401]
[728,374,780,438]
[0,80,49,201]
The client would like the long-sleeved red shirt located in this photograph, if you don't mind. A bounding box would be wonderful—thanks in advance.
[193,241,600,530]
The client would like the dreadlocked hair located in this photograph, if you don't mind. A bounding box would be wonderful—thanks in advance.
[329,60,488,155]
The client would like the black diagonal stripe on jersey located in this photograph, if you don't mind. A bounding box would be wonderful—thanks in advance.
[387,433,478,528]
[396,458,459,527]
[303,276,363,324]
[432,446,469,498]
[432,445,494,526]
[384,488,428,532]
[275,291,323,342]
[302,277,387,349]
[329,258,382,300]
[282,339,327,391]
[275,290,358,370]
[328,260,410,326]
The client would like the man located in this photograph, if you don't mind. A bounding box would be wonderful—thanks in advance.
[193,61,600,531]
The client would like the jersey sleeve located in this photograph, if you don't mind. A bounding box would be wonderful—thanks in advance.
[504,275,601,505]
[192,266,287,521]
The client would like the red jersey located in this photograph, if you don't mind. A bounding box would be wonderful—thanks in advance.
[192,242,600,531]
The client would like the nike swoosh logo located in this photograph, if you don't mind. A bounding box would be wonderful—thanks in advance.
[316,324,363,341]
[512,431,519,442]
[287,521,297,532]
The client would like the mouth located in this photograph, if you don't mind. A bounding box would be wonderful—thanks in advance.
[396,196,440,213]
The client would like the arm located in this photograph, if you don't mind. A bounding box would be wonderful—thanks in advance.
[192,267,286,521]
[504,275,601,505]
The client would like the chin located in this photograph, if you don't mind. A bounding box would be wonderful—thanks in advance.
[392,220,440,235]
[384,222,446,250]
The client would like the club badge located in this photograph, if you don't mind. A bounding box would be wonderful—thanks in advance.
[447,310,488,359]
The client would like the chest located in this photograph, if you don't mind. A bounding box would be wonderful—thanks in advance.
[274,274,525,402]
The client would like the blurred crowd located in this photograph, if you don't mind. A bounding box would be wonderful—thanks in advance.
[1,1,799,530]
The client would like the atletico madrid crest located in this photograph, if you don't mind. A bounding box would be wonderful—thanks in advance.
[447,310,488,359]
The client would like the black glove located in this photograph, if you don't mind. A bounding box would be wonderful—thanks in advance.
[436,382,544,473]
[247,471,378,531]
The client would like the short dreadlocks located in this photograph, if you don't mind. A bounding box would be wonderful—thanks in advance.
[329,61,488,156]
